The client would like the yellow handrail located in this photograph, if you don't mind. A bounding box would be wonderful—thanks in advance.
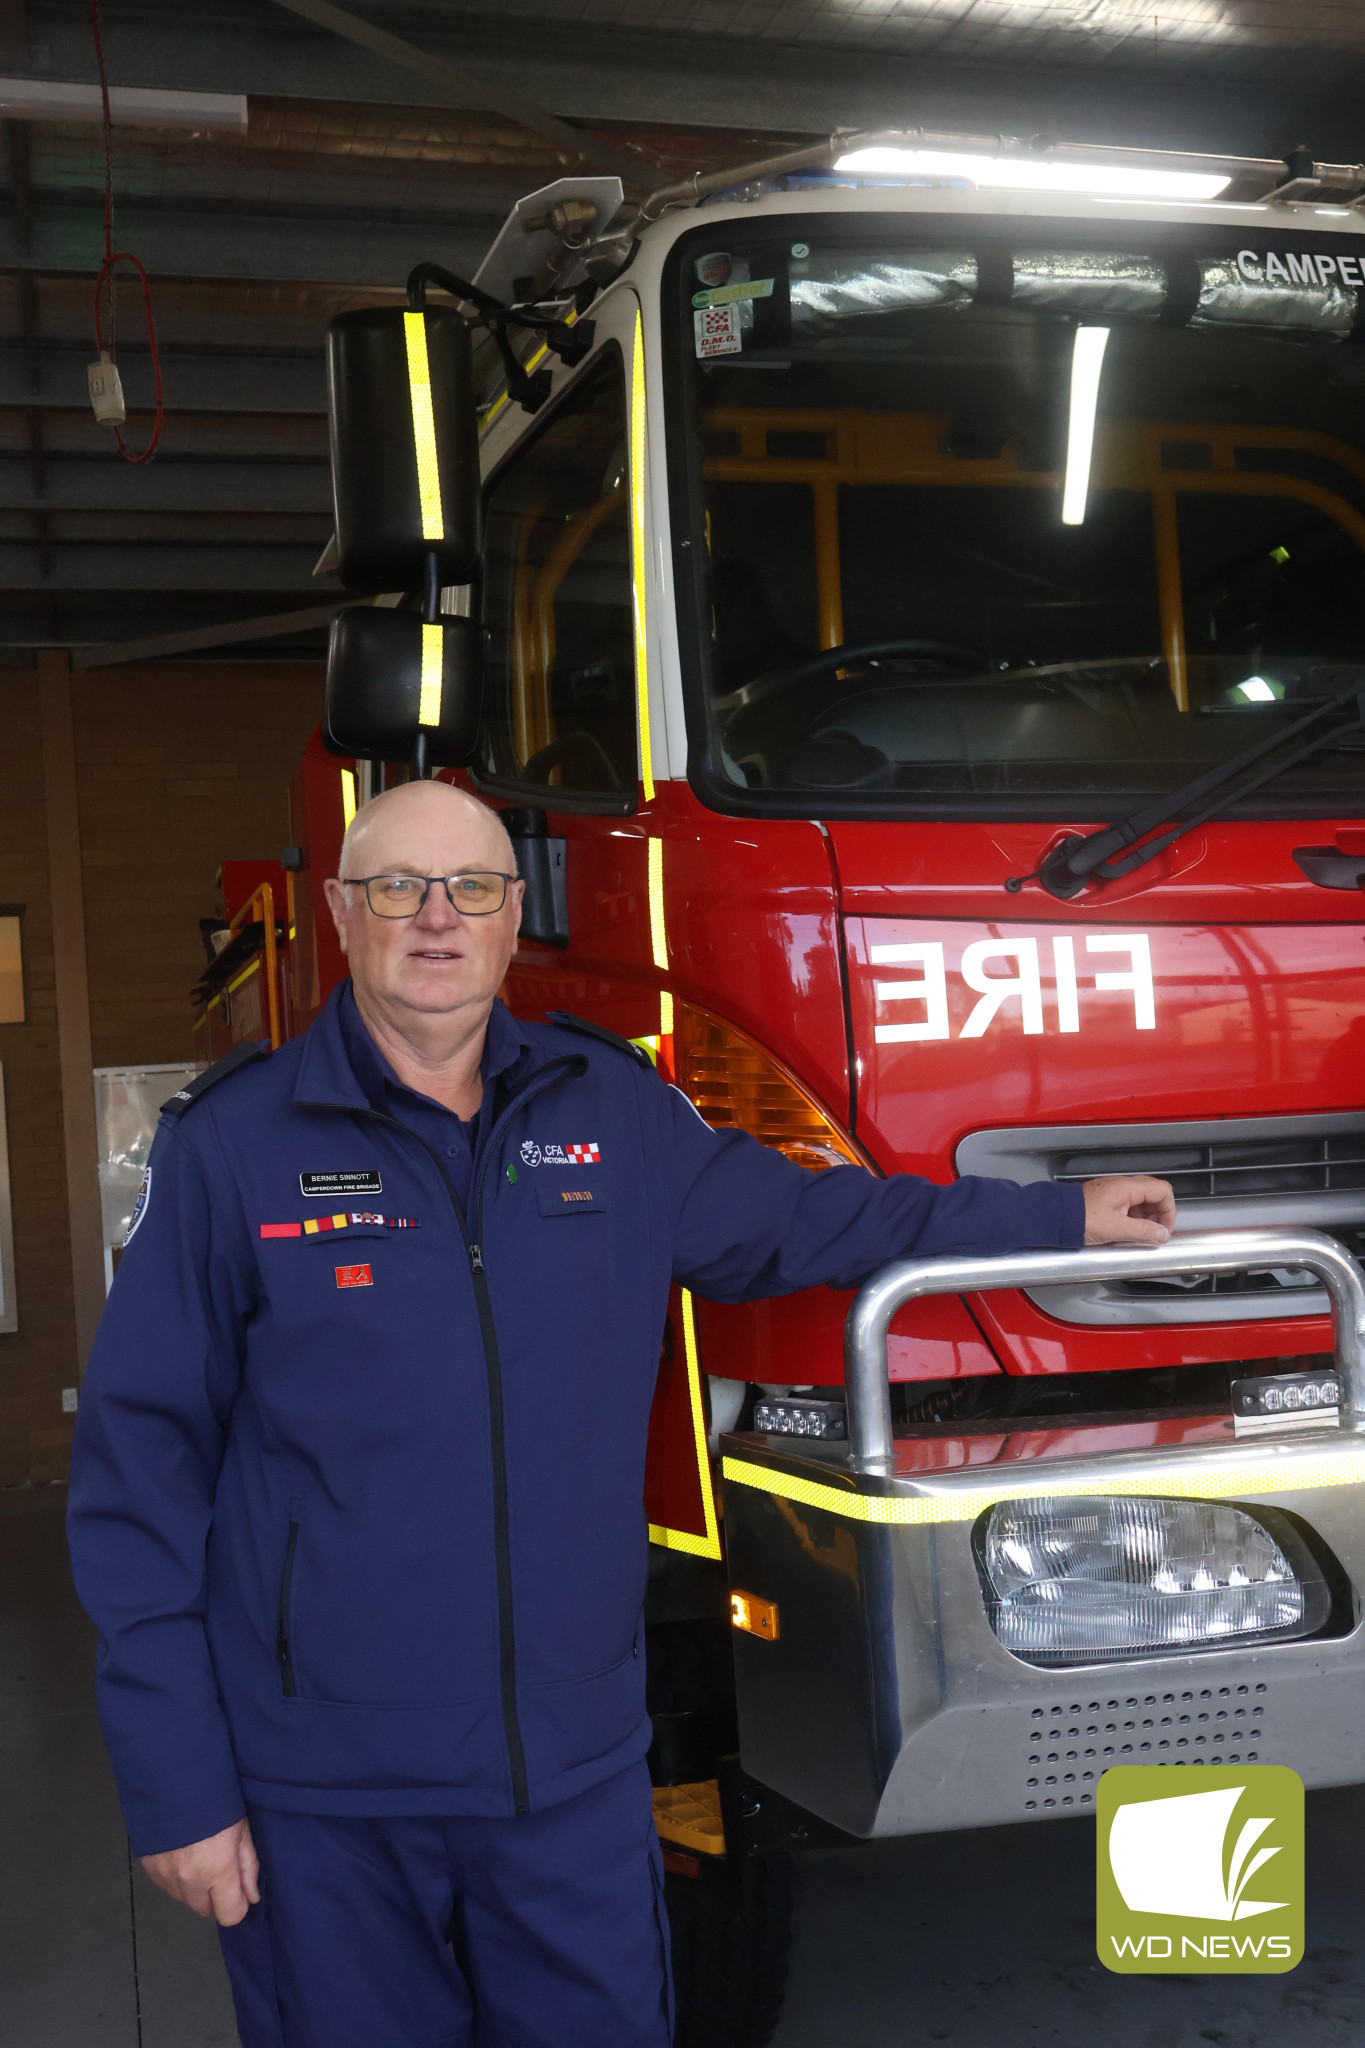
[194,882,282,1051]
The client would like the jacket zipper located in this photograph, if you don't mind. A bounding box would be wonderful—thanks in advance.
[276,1520,299,1699]
[357,1057,582,1816]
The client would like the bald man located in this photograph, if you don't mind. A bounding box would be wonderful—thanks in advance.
[68,781,1174,2048]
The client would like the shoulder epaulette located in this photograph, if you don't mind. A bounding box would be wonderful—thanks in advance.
[160,1038,271,1119]
[545,1010,654,1071]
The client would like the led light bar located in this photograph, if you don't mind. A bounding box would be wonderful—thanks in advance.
[753,1397,847,1440]
[1232,1369,1340,1437]
[833,145,1230,202]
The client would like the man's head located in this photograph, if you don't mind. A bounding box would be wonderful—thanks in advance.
[323,781,523,1033]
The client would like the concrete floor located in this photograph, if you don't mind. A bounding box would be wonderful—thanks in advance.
[6,1492,1363,2048]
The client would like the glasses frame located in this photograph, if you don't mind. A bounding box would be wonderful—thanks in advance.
[346,871,518,919]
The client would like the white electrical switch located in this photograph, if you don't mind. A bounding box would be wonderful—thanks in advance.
[61,1387,78,1414]
[87,352,127,427]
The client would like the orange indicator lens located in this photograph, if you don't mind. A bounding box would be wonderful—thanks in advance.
[730,1590,780,1641]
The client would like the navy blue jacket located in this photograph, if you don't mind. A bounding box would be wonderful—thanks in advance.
[67,984,1084,1856]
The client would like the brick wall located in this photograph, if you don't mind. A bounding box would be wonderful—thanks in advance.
[0,659,322,1489]
[0,668,78,1486]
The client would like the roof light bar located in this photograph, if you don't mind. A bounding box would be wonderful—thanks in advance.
[834,144,1230,202]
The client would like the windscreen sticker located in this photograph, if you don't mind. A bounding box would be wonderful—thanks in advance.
[694,303,742,358]
[692,277,775,309]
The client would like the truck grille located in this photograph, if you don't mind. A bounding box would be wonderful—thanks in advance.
[1050,1131,1365,1207]
[954,1112,1365,1326]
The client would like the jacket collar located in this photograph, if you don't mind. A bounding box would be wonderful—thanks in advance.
[293,980,535,1113]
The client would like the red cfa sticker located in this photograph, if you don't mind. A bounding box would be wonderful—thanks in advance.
[335,1263,373,1289]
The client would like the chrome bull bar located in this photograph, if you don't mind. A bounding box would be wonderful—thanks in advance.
[844,1227,1365,1468]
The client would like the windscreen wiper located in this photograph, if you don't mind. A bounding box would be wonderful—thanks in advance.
[1005,678,1365,899]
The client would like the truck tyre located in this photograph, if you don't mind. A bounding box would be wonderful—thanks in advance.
[667,1848,793,2048]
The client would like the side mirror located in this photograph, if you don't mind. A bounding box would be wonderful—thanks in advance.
[324,609,483,769]
[326,305,479,594]
[325,299,486,774]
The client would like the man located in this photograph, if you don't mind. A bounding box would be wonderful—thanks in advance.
[68,780,1174,2048]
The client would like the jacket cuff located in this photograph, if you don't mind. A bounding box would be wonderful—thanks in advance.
[127,1792,248,1861]
[1052,1178,1087,1249]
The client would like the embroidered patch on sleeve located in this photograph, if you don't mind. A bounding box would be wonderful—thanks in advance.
[335,1264,373,1289]
[122,1165,152,1247]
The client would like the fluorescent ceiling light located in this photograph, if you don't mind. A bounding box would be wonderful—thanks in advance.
[834,145,1230,202]
[1237,677,1280,702]
[0,78,246,131]
[1061,326,1110,527]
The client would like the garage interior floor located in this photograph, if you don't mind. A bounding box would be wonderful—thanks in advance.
[6,1490,1364,2048]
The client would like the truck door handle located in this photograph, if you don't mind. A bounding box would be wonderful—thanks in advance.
[1293,846,1365,889]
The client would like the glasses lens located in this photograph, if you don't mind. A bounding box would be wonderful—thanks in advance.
[367,876,427,917]
[446,873,506,914]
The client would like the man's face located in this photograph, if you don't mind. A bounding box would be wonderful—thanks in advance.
[323,791,523,1024]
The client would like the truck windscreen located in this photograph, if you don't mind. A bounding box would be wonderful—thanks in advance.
[669,222,1365,818]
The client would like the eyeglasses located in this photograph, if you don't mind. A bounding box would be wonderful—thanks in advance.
[347,872,515,919]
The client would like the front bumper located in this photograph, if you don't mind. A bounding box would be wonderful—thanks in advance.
[720,1421,1365,1838]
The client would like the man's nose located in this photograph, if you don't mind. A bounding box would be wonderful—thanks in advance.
[414,881,462,928]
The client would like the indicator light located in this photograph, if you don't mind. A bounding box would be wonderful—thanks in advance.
[731,1590,781,1641]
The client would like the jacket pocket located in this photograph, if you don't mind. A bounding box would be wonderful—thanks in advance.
[276,1503,303,1699]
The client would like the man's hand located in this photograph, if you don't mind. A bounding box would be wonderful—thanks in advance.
[1082,1174,1176,1247]
[141,1818,260,1926]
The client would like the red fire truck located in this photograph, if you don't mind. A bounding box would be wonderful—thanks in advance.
[194,131,1365,2045]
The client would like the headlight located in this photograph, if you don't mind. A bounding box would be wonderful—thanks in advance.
[979,1496,1331,1667]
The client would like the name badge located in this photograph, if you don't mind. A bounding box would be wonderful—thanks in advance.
[300,1169,383,1198]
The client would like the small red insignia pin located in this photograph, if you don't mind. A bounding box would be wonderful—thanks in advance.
[335,1264,373,1289]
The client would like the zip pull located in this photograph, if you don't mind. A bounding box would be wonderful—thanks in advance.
[469,1242,484,1272]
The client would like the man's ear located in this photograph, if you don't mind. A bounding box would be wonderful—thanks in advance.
[321,877,351,957]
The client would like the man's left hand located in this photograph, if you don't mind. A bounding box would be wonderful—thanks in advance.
[1082,1174,1176,1246]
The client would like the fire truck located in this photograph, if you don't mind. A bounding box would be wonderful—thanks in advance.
[193,131,1365,2045]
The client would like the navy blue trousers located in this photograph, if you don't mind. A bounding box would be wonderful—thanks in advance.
[218,1762,673,2048]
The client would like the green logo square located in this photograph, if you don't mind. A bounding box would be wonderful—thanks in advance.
[1097,1765,1303,1973]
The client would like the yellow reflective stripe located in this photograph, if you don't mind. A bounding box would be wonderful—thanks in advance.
[630,310,656,801]
[225,957,260,997]
[721,1448,1365,1526]
[418,621,444,727]
[650,1290,722,1560]
[340,767,357,831]
[648,838,667,969]
[659,989,674,1037]
[403,310,444,542]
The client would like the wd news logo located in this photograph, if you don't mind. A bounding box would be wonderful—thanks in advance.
[1097,1767,1303,1974]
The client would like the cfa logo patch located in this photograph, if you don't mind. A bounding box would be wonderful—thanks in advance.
[519,1140,600,1168]
[1097,1766,1303,1974]
[122,1165,152,1248]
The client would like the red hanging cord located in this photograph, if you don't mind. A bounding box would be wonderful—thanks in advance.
[89,0,164,464]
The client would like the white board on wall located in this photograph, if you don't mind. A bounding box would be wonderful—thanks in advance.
[0,1064,16,1334]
